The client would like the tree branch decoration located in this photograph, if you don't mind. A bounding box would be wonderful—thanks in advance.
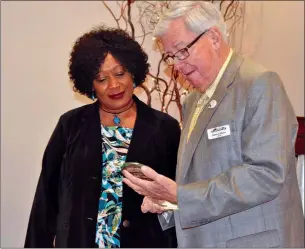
[102,1,244,125]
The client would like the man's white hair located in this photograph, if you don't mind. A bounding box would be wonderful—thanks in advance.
[153,1,228,42]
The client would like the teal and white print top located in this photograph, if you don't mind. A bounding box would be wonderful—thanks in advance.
[95,125,133,248]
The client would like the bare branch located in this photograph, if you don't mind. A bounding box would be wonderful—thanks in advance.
[224,0,235,20]
[103,1,120,28]
[219,0,224,11]
[138,84,152,106]
[173,80,183,122]
[127,1,135,38]
[225,2,240,22]
[117,1,128,22]
[139,20,152,46]
[148,73,168,88]
[102,0,242,123]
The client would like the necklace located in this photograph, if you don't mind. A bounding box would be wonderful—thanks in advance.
[100,100,134,125]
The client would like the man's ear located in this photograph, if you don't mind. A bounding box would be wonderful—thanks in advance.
[208,27,223,50]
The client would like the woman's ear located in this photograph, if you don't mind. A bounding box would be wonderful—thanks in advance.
[131,74,136,88]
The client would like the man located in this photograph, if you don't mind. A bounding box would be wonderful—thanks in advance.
[123,1,304,247]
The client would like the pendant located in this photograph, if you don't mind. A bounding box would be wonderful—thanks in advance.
[113,115,121,125]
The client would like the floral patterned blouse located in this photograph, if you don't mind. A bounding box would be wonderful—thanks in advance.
[95,125,133,248]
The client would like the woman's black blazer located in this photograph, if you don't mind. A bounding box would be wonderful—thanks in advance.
[24,96,181,248]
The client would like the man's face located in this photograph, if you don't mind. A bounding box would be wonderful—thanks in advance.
[160,18,218,92]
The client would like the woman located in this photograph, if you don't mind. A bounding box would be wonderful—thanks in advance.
[24,26,180,248]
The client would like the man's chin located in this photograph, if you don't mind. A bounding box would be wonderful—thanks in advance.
[188,79,202,89]
[188,80,208,93]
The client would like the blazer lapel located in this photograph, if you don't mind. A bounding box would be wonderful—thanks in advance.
[70,101,102,246]
[176,91,201,181]
[125,96,155,162]
[179,53,244,181]
[80,101,102,178]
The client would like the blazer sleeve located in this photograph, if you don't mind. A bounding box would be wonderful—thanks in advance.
[24,116,67,247]
[166,118,181,180]
[158,118,181,230]
[177,71,299,229]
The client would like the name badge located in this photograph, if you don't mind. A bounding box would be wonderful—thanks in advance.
[207,125,230,140]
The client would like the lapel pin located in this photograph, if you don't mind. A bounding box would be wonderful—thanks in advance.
[208,100,217,108]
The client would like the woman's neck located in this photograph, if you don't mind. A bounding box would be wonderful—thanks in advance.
[99,99,137,128]
[100,98,134,114]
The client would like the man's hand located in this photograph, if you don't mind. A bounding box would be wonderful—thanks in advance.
[122,166,178,204]
[141,197,166,214]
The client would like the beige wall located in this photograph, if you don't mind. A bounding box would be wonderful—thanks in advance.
[242,1,304,116]
[1,1,304,247]
[1,2,114,246]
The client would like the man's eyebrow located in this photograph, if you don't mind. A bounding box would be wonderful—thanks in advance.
[163,41,185,55]
[173,41,184,47]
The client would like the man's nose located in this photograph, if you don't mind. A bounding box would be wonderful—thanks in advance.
[173,60,185,73]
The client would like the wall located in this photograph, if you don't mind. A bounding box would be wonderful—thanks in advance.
[1,2,117,246]
[1,1,304,247]
[241,1,304,116]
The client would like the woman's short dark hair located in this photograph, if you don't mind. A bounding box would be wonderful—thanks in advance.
[68,26,150,99]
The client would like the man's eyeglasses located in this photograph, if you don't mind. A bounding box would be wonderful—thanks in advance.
[163,29,209,66]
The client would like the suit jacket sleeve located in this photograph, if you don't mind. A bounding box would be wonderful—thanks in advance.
[24,116,67,247]
[158,117,181,231]
[177,71,299,229]
[166,118,181,180]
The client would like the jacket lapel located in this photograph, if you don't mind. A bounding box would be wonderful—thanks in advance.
[80,101,102,178]
[176,91,201,180]
[179,53,244,181]
[125,96,155,162]
[69,101,102,246]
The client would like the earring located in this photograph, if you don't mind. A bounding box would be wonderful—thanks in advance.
[133,82,136,88]
[91,90,95,100]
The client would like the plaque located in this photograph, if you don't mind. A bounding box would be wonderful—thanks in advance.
[122,162,153,181]
[122,162,179,211]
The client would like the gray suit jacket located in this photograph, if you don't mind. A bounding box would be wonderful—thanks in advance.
[159,53,304,247]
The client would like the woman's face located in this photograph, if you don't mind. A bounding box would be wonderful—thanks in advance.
[93,53,134,110]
